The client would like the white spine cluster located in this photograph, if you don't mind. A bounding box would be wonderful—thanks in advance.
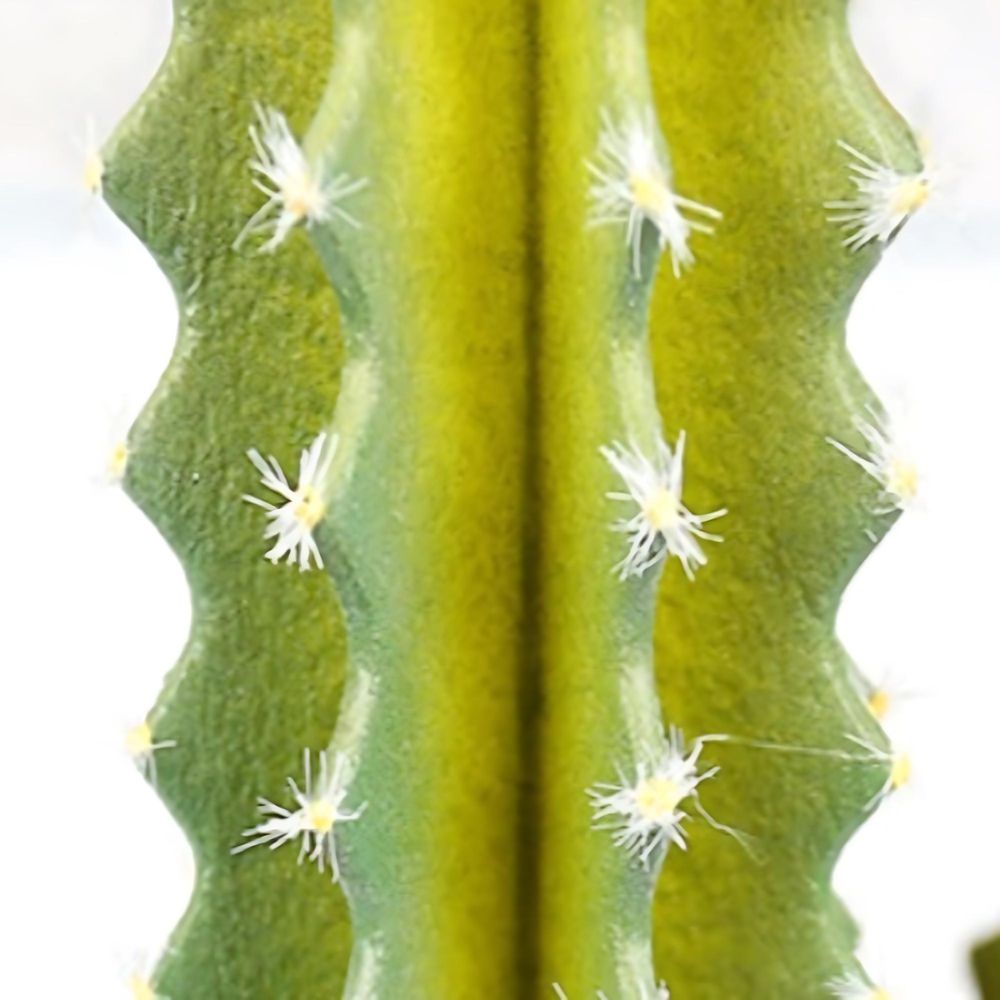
[232,749,365,882]
[587,109,720,277]
[826,140,932,251]
[244,431,337,571]
[601,434,725,581]
[236,104,367,252]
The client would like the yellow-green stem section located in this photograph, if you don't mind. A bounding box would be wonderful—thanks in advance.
[975,935,1000,999]
[646,1,919,995]
[309,1,531,995]
[536,0,678,994]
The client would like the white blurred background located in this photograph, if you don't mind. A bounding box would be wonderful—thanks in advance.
[1,1,998,996]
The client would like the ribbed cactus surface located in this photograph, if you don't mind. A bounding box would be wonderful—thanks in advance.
[102,0,926,996]
[103,3,353,996]
[646,3,916,996]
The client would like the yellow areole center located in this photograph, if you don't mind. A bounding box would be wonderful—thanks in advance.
[629,171,670,217]
[886,458,919,502]
[128,975,157,1000]
[634,776,684,822]
[890,753,911,791]
[294,485,326,529]
[305,798,336,834]
[890,176,930,216]
[867,689,890,721]
[283,172,321,221]
[108,441,128,480]
[643,487,681,533]
[84,151,104,195]
[871,988,892,1000]
[125,722,153,758]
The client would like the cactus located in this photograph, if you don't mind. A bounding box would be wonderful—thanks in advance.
[102,3,353,996]
[102,0,927,997]
[975,936,1000,999]
[644,4,918,997]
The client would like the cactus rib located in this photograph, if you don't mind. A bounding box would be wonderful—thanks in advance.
[647,1,922,996]
[101,1,354,996]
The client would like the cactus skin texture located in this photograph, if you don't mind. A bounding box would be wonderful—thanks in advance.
[303,0,532,995]
[646,3,918,997]
[102,0,920,997]
[102,2,353,997]
[975,936,1000,999]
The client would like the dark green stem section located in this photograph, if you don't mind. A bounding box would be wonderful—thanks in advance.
[102,1,352,995]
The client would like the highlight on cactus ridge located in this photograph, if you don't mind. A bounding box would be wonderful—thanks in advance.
[87,0,958,996]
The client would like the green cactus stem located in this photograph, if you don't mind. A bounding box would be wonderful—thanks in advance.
[102,2,353,996]
[535,0,718,994]
[100,0,928,995]
[975,935,1000,1000]
[301,0,532,994]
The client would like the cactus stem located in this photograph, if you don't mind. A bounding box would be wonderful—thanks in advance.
[616,939,672,1000]
[826,139,933,251]
[231,749,366,883]
[126,722,177,785]
[235,104,368,253]
[586,108,721,279]
[243,431,337,571]
[695,732,909,814]
[601,432,726,581]
[827,405,919,514]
